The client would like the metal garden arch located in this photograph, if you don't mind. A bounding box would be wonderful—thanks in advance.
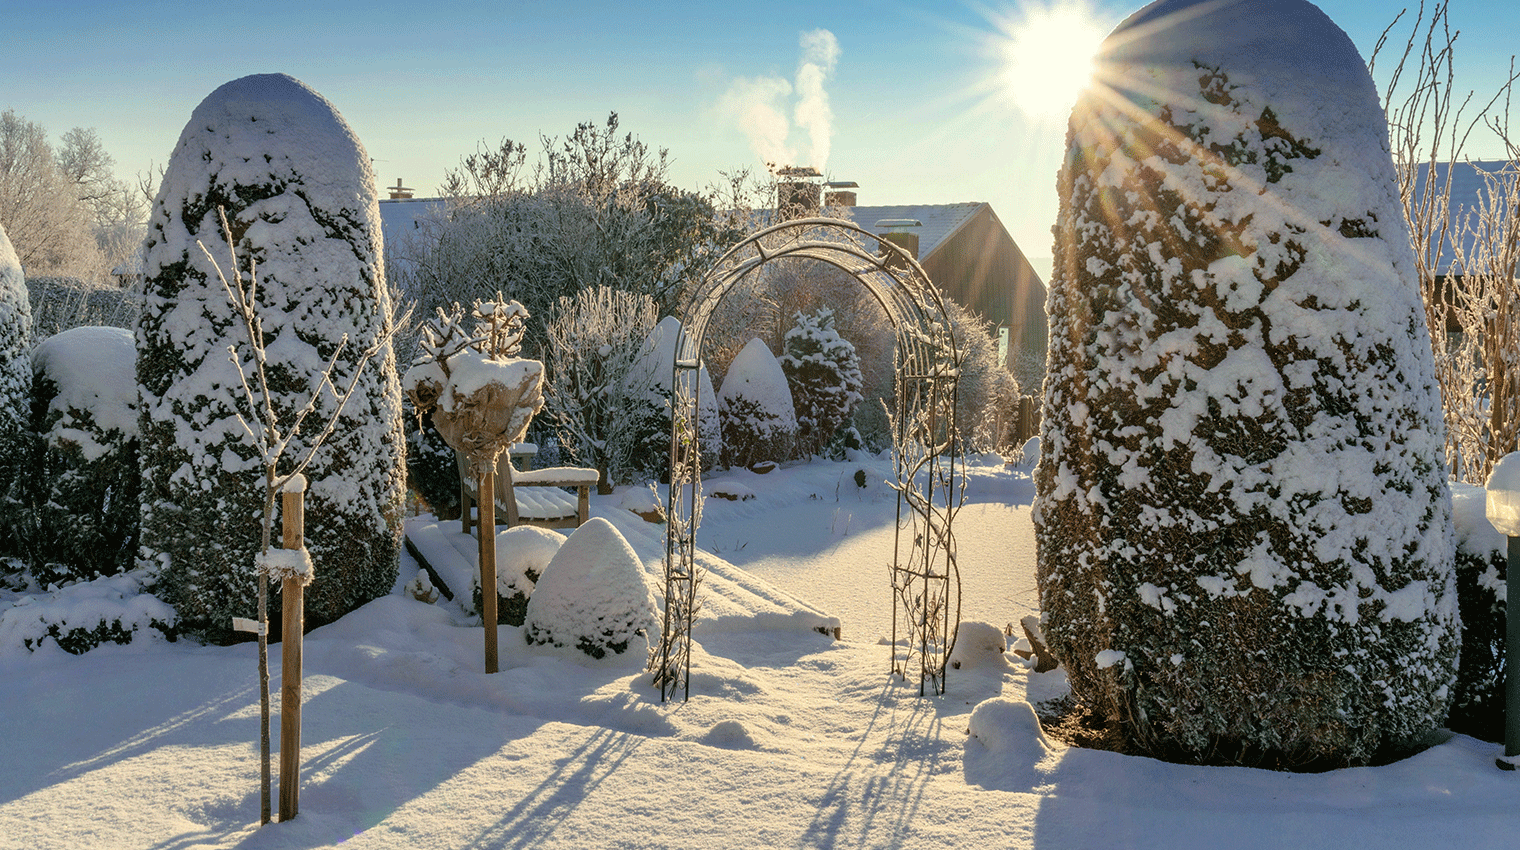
[652,217,967,701]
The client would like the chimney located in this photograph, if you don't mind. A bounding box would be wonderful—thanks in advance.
[776,165,822,219]
[824,180,858,207]
[876,219,922,268]
[388,178,414,200]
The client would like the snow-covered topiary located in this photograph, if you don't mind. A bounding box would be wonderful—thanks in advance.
[28,326,139,585]
[0,222,31,559]
[523,517,657,659]
[1035,0,1457,766]
[471,525,566,626]
[719,338,798,469]
[779,308,863,458]
[137,74,406,640]
[627,316,721,480]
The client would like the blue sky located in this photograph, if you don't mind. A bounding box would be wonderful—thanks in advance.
[5,0,1518,278]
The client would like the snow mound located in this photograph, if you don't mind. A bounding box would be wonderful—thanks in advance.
[700,719,761,750]
[524,518,658,659]
[950,621,1008,670]
[963,697,1060,791]
[482,526,566,597]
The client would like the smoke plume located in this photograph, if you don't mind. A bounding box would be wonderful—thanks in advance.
[718,29,840,172]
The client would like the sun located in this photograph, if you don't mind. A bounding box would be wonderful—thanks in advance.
[993,1,1112,120]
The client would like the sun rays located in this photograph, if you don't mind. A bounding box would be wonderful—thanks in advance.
[987,1,1113,121]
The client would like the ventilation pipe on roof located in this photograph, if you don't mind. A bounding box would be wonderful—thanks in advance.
[388,178,414,200]
[876,218,922,267]
[825,180,859,207]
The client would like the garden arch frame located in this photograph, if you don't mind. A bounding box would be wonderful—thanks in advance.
[654,217,967,701]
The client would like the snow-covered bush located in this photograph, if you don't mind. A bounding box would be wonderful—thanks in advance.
[626,316,721,481]
[471,525,565,626]
[719,338,798,469]
[543,286,658,492]
[404,401,462,520]
[137,74,406,640]
[0,223,31,560]
[779,308,863,458]
[523,517,657,659]
[1447,483,1506,740]
[1035,0,1457,767]
[0,571,176,655]
[27,326,138,585]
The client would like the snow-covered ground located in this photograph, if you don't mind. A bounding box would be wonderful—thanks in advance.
[2,456,1517,849]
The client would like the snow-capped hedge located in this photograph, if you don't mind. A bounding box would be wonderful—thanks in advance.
[1448,483,1507,740]
[627,316,721,480]
[137,74,406,640]
[719,338,797,469]
[471,525,565,626]
[27,326,139,585]
[523,518,657,659]
[0,570,177,656]
[0,223,31,559]
[1035,0,1457,766]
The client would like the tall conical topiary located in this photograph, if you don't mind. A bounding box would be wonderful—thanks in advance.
[1035,0,1457,767]
[138,74,405,639]
[0,222,31,560]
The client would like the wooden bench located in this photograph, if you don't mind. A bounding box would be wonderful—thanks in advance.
[457,447,598,534]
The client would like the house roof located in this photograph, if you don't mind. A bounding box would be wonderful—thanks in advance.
[1412,159,1517,275]
[837,203,986,261]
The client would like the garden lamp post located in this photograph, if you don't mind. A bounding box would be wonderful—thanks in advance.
[1483,452,1520,770]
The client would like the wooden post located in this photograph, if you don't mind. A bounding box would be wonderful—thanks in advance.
[279,483,305,822]
[478,461,499,673]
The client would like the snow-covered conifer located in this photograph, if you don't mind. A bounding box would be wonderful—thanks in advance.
[523,517,657,658]
[779,308,863,458]
[1035,0,1457,766]
[719,338,798,469]
[0,222,31,558]
[137,74,405,639]
[29,327,138,584]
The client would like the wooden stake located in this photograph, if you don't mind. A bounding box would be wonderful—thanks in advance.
[479,462,498,674]
[279,486,305,822]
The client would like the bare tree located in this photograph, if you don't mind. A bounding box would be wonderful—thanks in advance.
[543,285,658,492]
[0,110,102,279]
[200,208,406,825]
[1374,0,1520,483]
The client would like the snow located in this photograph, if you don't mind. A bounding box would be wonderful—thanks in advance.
[1485,453,1520,536]
[257,547,314,587]
[2,456,1519,847]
